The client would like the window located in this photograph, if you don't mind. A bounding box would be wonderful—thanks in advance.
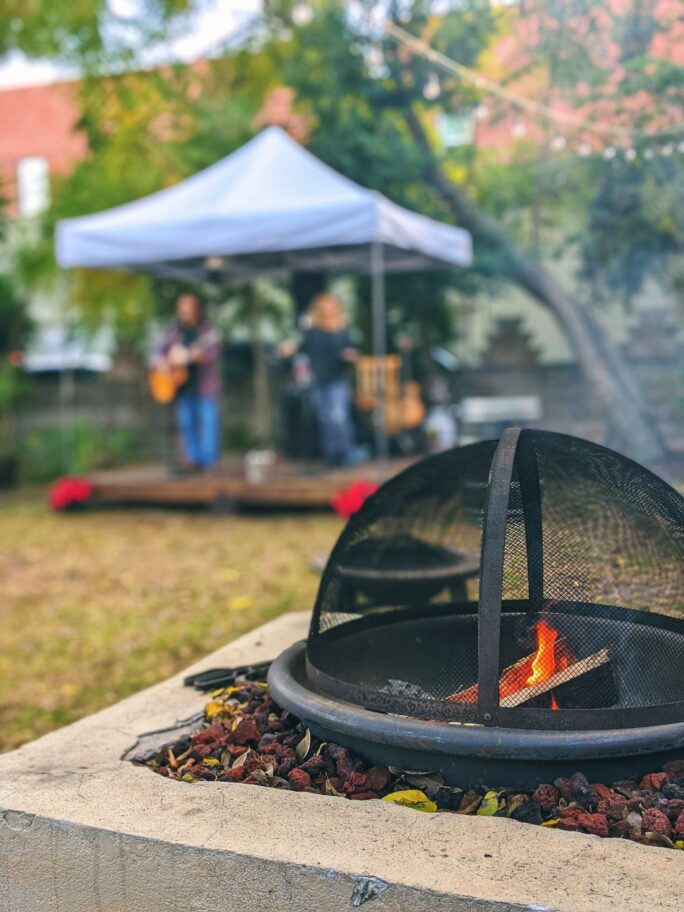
[17,156,50,217]
[436,111,475,148]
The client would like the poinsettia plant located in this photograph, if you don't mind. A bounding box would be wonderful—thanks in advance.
[331,480,378,519]
[49,477,95,512]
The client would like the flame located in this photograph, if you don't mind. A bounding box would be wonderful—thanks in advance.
[526,620,559,686]
[550,693,560,710]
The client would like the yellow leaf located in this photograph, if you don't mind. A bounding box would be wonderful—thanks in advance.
[205,701,226,718]
[541,819,560,827]
[476,790,501,816]
[382,790,437,813]
[202,758,220,766]
[181,773,198,782]
[228,595,253,611]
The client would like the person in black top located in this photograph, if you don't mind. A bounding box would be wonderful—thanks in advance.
[281,293,358,466]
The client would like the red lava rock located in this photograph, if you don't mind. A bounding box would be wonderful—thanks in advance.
[576,813,609,838]
[300,755,326,776]
[556,818,580,831]
[325,743,359,779]
[609,819,631,838]
[277,759,297,778]
[674,810,684,836]
[186,764,215,780]
[191,744,213,759]
[349,791,380,800]
[663,760,684,780]
[343,771,370,794]
[532,783,560,813]
[569,772,599,808]
[663,799,684,822]
[193,724,226,745]
[231,718,262,745]
[288,768,312,792]
[640,772,668,792]
[366,767,391,792]
[641,808,672,837]
[275,744,296,762]
[613,779,639,798]
[553,777,573,801]
[597,797,627,820]
[592,783,614,800]
[220,766,246,782]
[559,807,581,820]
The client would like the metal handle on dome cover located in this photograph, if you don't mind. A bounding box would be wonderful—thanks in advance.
[477,427,522,724]
[516,430,545,613]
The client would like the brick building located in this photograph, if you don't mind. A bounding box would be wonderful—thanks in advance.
[0,79,86,217]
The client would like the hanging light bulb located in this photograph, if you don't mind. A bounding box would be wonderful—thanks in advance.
[578,141,592,157]
[550,135,566,151]
[423,71,441,101]
[475,102,489,121]
[625,148,637,161]
[603,146,617,160]
[292,2,313,25]
[512,120,527,138]
[661,143,674,157]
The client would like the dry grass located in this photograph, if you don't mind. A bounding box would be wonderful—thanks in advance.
[0,495,341,753]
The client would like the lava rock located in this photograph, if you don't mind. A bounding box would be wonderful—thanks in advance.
[641,807,672,838]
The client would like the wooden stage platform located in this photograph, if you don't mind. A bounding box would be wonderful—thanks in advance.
[87,458,413,510]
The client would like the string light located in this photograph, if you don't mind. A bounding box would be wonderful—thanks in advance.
[550,135,566,151]
[423,71,441,100]
[625,148,637,161]
[475,102,489,121]
[375,15,684,145]
[512,120,527,137]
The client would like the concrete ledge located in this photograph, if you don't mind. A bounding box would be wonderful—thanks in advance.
[1,612,682,912]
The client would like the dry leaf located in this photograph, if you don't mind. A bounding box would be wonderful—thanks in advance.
[382,790,437,813]
[296,729,312,762]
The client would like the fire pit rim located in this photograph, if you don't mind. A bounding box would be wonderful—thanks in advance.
[306,598,684,729]
[269,640,684,762]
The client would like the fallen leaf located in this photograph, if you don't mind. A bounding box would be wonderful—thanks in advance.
[477,791,501,816]
[228,595,253,611]
[382,790,437,813]
[205,701,226,719]
[296,728,312,762]
[541,819,560,827]
[202,758,220,766]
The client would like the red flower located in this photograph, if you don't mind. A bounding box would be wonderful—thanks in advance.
[331,480,378,518]
[49,477,95,511]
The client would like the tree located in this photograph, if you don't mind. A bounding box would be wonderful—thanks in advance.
[262,0,671,461]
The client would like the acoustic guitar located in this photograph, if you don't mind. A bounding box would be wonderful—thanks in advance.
[148,366,188,404]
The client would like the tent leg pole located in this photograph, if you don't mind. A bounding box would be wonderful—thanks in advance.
[371,241,388,461]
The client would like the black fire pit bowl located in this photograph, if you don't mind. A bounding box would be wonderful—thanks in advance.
[268,639,684,790]
[270,429,684,788]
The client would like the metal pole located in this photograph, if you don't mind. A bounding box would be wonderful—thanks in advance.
[371,241,388,460]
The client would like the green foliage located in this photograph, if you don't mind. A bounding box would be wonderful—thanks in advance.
[0,0,198,65]
[261,1,496,352]
[20,419,139,482]
[513,0,684,303]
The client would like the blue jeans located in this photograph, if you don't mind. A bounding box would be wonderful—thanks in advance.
[175,393,220,468]
[312,381,354,462]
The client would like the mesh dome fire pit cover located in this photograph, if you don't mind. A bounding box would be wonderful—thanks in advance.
[306,429,684,731]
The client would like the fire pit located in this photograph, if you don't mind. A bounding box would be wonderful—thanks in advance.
[269,429,684,788]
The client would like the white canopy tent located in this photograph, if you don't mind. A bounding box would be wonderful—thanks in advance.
[56,126,473,454]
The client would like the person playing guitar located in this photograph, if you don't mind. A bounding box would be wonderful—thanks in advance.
[152,293,222,471]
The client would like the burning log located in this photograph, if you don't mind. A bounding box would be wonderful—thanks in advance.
[448,619,619,710]
[502,647,614,708]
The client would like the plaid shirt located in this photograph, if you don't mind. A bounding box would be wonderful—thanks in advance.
[154,321,222,398]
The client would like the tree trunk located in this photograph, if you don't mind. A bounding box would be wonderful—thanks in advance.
[405,109,667,464]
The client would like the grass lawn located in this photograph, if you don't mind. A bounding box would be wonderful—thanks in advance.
[0,494,341,753]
